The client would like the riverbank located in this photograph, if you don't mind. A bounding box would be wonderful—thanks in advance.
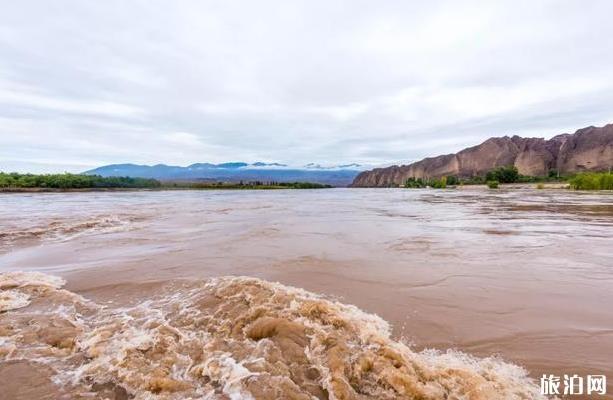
[0,172,332,191]
[0,187,159,193]
[0,182,333,192]
[455,182,571,190]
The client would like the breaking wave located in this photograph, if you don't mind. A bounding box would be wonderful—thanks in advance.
[0,272,66,312]
[0,272,548,399]
[0,214,143,251]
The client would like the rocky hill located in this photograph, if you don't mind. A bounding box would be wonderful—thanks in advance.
[351,124,613,187]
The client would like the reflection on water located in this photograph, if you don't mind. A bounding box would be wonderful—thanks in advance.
[0,188,612,397]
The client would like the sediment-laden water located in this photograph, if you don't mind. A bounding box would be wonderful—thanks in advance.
[1,271,544,399]
[1,188,612,398]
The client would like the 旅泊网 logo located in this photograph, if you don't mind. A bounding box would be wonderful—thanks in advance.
[540,374,606,396]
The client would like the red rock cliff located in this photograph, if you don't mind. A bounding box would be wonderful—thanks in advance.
[351,124,613,187]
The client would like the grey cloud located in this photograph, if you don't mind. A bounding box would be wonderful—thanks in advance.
[1,0,612,172]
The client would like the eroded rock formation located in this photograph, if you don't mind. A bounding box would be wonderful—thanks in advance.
[352,124,613,187]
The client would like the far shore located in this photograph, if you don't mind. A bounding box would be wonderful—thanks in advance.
[456,182,570,190]
[0,187,158,193]
[4,183,607,193]
[0,186,332,193]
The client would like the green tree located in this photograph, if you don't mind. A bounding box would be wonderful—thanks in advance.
[486,166,519,183]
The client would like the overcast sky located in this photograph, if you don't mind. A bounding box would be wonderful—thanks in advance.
[1,0,613,172]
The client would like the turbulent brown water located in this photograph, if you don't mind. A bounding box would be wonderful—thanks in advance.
[0,271,544,399]
[1,188,612,399]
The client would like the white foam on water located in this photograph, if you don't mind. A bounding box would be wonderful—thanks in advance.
[199,353,257,400]
[0,272,551,399]
[0,213,145,252]
[0,271,66,290]
[0,289,31,312]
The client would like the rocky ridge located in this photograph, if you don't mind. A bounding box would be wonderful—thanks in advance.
[351,124,613,187]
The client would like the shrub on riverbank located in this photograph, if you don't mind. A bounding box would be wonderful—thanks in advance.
[0,173,333,191]
[404,177,447,188]
[487,180,499,189]
[0,172,161,189]
[486,166,519,183]
[569,172,613,190]
[445,176,459,185]
[163,180,332,189]
[404,177,426,188]
[404,166,572,189]
[278,181,332,189]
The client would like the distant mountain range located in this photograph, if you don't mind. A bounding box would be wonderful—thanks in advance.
[85,162,364,186]
[352,123,613,187]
